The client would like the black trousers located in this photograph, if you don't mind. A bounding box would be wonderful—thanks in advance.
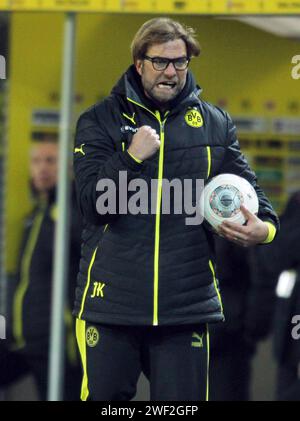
[76,319,210,401]
[209,340,253,401]
[0,342,81,401]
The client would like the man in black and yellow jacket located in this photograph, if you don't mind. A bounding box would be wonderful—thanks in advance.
[73,18,279,401]
[0,139,82,400]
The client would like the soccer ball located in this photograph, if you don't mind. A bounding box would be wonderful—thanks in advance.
[199,173,259,229]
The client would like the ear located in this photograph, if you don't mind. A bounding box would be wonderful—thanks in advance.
[135,59,143,76]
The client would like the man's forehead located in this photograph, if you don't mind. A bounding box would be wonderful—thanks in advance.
[146,39,187,56]
[30,142,58,157]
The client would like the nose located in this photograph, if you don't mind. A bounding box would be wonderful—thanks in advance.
[163,61,177,77]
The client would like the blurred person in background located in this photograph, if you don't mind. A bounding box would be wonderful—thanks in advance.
[210,237,274,401]
[0,138,82,400]
[255,191,300,400]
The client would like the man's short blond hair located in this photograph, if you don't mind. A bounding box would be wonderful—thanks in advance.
[131,18,201,63]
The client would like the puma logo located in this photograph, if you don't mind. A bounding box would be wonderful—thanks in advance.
[191,332,204,348]
[74,143,85,156]
[122,112,136,125]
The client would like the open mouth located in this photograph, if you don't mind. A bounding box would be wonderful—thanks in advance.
[157,81,176,90]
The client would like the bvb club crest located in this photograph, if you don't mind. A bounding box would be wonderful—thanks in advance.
[184,109,203,128]
[86,326,99,347]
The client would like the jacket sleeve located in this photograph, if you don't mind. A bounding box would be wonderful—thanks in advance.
[74,104,143,225]
[219,112,280,233]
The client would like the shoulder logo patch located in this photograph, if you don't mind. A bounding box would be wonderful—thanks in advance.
[185,109,203,128]
[86,326,99,348]
[74,143,85,156]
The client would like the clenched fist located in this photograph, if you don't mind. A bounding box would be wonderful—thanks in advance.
[127,125,160,161]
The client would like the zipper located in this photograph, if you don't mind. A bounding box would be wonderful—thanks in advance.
[127,98,169,326]
[153,110,169,326]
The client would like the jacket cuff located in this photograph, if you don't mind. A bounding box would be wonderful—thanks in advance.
[119,150,143,171]
[261,222,277,244]
[127,150,143,164]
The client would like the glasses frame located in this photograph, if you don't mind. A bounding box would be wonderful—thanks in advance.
[143,55,190,71]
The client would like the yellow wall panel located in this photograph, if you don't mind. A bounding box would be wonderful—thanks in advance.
[6,13,64,272]
[3,0,300,13]
[6,13,300,271]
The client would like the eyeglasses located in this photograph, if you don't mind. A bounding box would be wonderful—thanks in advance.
[143,55,190,71]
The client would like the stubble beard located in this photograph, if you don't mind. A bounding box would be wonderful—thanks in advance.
[142,76,184,107]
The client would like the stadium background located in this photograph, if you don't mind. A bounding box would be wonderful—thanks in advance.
[1,1,300,400]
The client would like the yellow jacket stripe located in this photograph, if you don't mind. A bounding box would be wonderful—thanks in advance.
[206,324,210,401]
[208,259,224,314]
[127,150,143,164]
[127,97,169,326]
[76,319,89,401]
[262,221,277,244]
[153,110,169,326]
[206,146,211,179]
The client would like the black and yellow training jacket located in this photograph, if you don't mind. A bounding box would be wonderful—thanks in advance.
[73,66,279,327]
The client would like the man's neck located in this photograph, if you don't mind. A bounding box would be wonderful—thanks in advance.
[143,90,169,114]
